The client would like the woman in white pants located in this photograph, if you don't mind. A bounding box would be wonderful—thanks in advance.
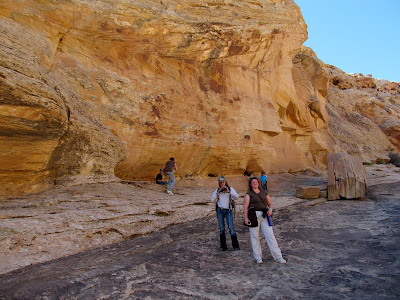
[244,177,286,264]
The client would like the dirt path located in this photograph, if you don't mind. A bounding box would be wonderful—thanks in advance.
[0,180,399,299]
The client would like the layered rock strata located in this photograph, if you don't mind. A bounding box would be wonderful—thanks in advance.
[295,47,400,163]
[0,0,335,197]
[325,65,400,161]
[0,0,398,198]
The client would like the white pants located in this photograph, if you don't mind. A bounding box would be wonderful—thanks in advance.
[248,211,284,262]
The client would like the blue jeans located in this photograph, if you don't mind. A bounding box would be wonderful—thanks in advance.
[165,172,175,190]
[216,208,239,249]
[261,182,267,191]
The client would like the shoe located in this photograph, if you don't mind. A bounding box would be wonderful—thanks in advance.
[233,248,240,251]
[277,258,286,264]
[166,190,173,195]
[220,247,227,251]
[256,259,263,264]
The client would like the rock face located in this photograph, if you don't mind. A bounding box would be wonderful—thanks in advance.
[327,152,368,200]
[325,66,400,162]
[295,185,320,199]
[295,48,400,164]
[0,0,398,198]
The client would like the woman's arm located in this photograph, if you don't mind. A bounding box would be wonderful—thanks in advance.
[229,187,239,200]
[210,188,219,202]
[244,194,250,225]
[266,194,273,216]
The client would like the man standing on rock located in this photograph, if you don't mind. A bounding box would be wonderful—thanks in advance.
[163,157,178,195]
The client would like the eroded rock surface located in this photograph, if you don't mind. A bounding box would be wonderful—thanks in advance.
[0,0,399,201]
[325,66,400,161]
[0,178,399,299]
[327,152,368,200]
[0,0,334,197]
[1,164,398,276]
[0,171,321,275]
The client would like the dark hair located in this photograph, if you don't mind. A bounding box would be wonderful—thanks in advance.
[261,170,265,175]
[170,157,174,161]
[248,176,260,192]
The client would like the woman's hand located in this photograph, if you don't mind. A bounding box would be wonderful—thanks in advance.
[244,217,251,225]
[267,208,273,216]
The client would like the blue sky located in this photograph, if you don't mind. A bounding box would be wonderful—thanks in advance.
[294,0,400,82]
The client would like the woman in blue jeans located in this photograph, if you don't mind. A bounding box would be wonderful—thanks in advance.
[210,176,240,251]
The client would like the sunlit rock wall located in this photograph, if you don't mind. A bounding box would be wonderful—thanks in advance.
[294,47,400,164]
[324,65,400,162]
[4,0,396,198]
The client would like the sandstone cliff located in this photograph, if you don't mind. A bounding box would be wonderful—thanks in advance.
[0,0,398,198]
[294,46,399,162]
[325,65,400,160]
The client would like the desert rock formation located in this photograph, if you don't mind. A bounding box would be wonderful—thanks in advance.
[294,47,400,162]
[327,152,368,200]
[325,65,400,160]
[0,0,399,198]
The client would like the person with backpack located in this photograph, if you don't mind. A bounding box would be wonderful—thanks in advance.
[210,176,240,251]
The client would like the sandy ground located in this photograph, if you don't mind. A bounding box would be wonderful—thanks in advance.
[0,164,399,277]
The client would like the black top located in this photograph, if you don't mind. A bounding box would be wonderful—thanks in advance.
[156,173,163,183]
[247,189,269,211]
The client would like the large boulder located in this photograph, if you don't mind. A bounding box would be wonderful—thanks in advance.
[327,152,368,200]
[295,185,320,199]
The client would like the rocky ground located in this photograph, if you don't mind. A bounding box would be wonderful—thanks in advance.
[0,167,332,275]
[0,164,399,299]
